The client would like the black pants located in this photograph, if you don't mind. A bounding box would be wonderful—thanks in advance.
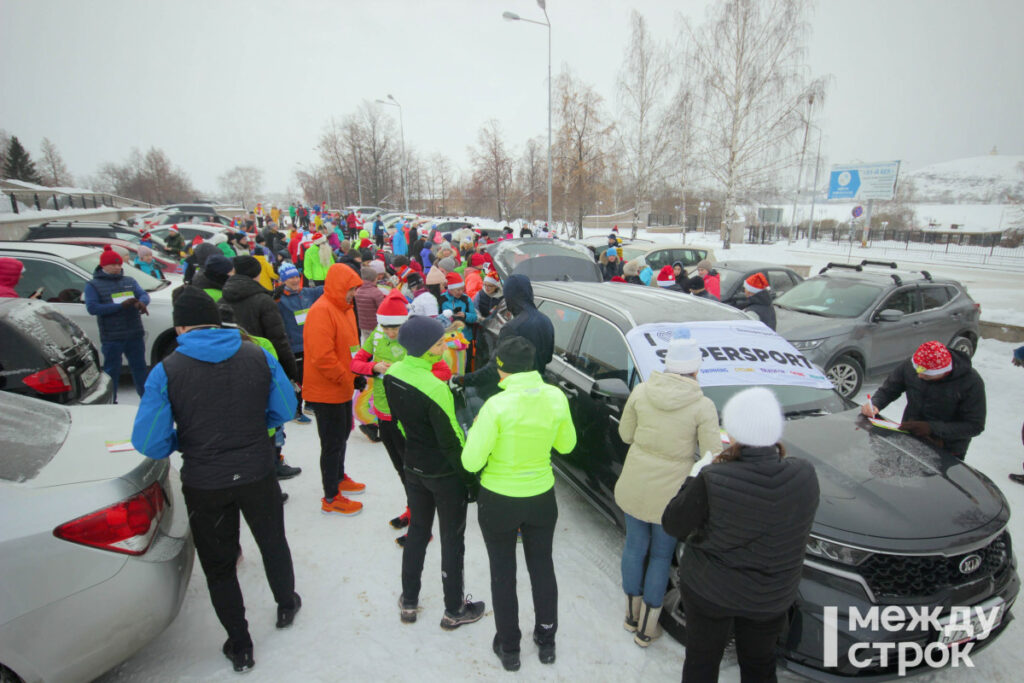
[379,418,406,488]
[310,400,353,499]
[183,473,296,647]
[680,583,786,683]
[478,486,558,653]
[293,352,305,415]
[402,471,467,613]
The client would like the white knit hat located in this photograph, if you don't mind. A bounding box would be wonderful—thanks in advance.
[664,331,702,374]
[722,387,784,447]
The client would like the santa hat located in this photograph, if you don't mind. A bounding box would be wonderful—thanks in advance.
[99,245,123,266]
[656,265,676,288]
[483,269,500,287]
[191,235,204,247]
[168,225,179,233]
[469,253,487,268]
[610,276,627,283]
[912,341,953,376]
[377,289,410,326]
[664,329,702,374]
[312,232,326,244]
[445,272,465,291]
[743,272,769,294]
[360,238,373,249]
[142,232,152,240]
[722,387,784,447]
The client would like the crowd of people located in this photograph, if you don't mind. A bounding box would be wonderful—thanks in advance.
[0,204,997,678]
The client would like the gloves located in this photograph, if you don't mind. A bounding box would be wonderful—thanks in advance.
[120,298,138,309]
[900,420,932,438]
[353,375,367,391]
[463,474,481,503]
[135,300,148,315]
[689,451,716,479]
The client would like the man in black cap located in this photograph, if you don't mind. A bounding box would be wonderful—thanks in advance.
[383,315,486,630]
[131,286,300,674]
[686,275,716,299]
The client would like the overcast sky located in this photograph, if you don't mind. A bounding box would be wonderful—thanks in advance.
[1,0,1022,196]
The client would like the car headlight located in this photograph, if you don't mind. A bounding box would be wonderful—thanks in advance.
[792,339,825,351]
[806,536,873,566]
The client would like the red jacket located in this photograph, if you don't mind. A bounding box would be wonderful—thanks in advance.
[0,257,23,298]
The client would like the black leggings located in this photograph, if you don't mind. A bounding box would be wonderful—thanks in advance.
[183,473,296,647]
[477,486,558,652]
[309,400,353,499]
[402,472,468,613]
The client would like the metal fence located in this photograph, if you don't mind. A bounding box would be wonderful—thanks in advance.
[5,190,152,214]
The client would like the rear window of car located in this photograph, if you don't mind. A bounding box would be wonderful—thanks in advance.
[921,286,951,310]
[776,278,884,318]
[0,392,69,482]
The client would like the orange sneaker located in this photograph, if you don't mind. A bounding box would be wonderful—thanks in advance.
[338,474,366,495]
[321,495,363,516]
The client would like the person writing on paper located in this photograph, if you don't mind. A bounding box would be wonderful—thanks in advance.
[614,329,721,649]
[860,341,986,460]
[662,387,819,682]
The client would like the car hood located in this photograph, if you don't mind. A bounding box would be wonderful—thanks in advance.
[783,410,1007,552]
[774,307,857,341]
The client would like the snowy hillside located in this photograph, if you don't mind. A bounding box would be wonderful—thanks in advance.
[906,155,1024,203]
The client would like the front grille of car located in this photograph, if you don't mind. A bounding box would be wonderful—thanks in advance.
[858,532,1010,599]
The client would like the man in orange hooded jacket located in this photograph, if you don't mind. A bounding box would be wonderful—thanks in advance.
[303,263,367,515]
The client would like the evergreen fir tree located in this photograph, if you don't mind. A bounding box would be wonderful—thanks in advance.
[3,136,42,184]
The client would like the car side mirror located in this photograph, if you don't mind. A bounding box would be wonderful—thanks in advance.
[591,378,630,402]
[877,309,904,322]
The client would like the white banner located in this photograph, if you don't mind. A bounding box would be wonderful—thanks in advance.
[626,321,834,390]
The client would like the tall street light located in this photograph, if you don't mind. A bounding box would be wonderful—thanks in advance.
[503,0,551,230]
[376,94,408,211]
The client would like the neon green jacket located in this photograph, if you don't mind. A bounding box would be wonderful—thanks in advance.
[303,244,331,282]
[360,327,406,416]
[461,370,576,497]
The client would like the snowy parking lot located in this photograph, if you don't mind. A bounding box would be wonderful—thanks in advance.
[95,231,1024,682]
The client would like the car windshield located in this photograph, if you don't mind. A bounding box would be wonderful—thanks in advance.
[69,253,168,291]
[489,240,598,280]
[703,384,850,417]
[775,278,883,318]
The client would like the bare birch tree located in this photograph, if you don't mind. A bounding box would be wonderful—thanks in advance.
[518,137,546,222]
[218,165,263,207]
[469,119,514,221]
[686,0,824,248]
[39,137,74,187]
[555,69,611,238]
[431,153,454,215]
[617,10,675,239]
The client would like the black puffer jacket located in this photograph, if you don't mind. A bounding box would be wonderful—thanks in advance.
[463,274,554,389]
[221,274,298,380]
[870,350,985,457]
[735,289,776,330]
[662,446,819,618]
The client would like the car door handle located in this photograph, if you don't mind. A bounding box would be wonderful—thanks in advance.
[558,380,579,397]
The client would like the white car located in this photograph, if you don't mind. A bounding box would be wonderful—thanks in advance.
[0,242,179,366]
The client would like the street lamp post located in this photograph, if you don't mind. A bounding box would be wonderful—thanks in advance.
[503,1,552,231]
[376,95,408,212]
[698,201,710,234]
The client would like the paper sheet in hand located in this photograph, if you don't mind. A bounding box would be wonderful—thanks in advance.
[105,439,136,453]
[867,417,906,432]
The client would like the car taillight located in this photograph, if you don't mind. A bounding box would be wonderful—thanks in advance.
[23,365,73,394]
[53,482,166,555]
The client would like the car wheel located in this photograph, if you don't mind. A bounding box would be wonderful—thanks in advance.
[0,664,23,683]
[659,563,688,644]
[826,355,863,398]
[949,335,975,357]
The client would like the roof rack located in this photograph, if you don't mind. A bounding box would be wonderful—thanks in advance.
[860,260,898,269]
[819,262,862,274]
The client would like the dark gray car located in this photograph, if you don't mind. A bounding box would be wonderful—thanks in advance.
[774,260,981,398]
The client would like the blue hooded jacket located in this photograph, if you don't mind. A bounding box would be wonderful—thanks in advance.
[132,327,296,461]
[391,224,408,256]
[277,285,326,352]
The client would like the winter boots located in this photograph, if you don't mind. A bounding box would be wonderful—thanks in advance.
[440,596,486,630]
[276,456,301,479]
[493,634,521,672]
[222,639,254,673]
[399,594,419,624]
[634,602,663,647]
[624,594,642,632]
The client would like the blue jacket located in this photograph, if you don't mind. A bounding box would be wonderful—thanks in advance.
[391,225,408,256]
[132,257,163,279]
[84,268,150,341]
[441,292,478,340]
[132,327,296,461]
[277,285,325,352]
[421,246,433,271]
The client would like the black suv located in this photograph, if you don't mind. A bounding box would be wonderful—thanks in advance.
[466,281,1017,679]
[25,221,142,244]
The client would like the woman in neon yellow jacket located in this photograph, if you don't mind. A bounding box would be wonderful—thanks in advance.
[460,336,576,672]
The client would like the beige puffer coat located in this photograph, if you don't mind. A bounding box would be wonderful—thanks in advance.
[614,371,722,524]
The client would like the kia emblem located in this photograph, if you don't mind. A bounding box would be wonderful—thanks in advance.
[959,554,982,574]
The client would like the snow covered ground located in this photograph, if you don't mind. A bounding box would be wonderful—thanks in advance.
[91,227,1024,682]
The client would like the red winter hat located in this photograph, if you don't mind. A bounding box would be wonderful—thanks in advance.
[912,341,953,376]
[360,238,373,249]
[168,224,179,232]
[743,272,769,294]
[191,235,204,247]
[142,232,152,240]
[470,253,487,268]
[656,265,675,287]
[99,245,123,266]
[377,289,409,326]
[445,272,465,289]
[312,232,325,243]
[610,275,627,283]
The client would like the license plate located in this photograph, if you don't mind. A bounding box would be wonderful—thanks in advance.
[81,363,99,388]
[938,599,1004,646]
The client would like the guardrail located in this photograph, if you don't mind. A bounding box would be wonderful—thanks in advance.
[5,189,152,214]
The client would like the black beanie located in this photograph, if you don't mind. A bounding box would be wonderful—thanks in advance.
[204,254,234,276]
[172,286,221,328]
[686,275,706,291]
[398,316,446,357]
[494,336,536,374]
[233,255,262,279]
